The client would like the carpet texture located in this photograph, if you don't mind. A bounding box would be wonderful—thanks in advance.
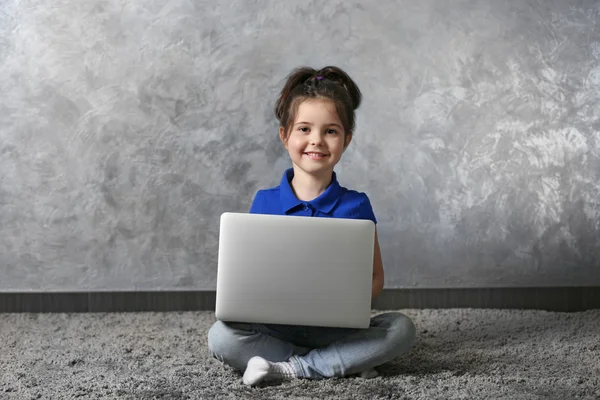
[1,309,599,399]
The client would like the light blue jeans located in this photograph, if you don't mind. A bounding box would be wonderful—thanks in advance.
[207,312,416,379]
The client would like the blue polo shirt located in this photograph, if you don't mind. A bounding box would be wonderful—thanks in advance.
[249,168,377,224]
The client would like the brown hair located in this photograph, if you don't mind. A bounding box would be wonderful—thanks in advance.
[274,66,362,139]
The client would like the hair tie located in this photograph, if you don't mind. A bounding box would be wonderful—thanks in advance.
[316,76,324,81]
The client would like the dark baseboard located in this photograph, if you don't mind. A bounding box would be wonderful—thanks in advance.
[0,287,599,313]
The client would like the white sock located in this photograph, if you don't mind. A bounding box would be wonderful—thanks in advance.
[359,368,379,379]
[242,356,297,386]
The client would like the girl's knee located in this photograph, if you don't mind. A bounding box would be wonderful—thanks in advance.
[207,321,226,357]
[208,321,262,371]
[207,320,247,360]
[387,313,417,353]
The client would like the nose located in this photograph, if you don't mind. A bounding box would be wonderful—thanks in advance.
[310,131,324,146]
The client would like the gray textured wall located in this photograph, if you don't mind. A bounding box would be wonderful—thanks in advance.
[1,0,599,291]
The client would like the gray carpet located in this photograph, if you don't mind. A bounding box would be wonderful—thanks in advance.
[1,309,599,399]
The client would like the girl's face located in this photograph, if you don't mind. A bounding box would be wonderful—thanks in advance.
[280,99,352,179]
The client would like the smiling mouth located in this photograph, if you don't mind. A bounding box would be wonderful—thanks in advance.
[304,152,329,159]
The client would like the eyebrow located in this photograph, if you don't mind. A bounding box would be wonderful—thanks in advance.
[294,121,343,129]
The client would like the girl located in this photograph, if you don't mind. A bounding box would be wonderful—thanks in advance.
[207,66,416,386]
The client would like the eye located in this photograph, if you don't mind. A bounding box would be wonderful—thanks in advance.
[326,129,338,134]
[298,127,310,133]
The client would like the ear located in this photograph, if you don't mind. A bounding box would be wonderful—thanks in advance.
[279,127,288,149]
[343,132,353,151]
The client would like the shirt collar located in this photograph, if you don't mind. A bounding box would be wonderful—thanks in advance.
[279,168,342,214]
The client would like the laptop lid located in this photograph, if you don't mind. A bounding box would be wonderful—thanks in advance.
[215,212,375,329]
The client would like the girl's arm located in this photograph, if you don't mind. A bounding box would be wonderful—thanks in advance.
[372,229,385,299]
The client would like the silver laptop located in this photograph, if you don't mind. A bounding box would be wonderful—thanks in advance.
[215,212,375,329]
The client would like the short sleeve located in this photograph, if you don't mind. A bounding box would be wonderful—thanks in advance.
[249,190,264,214]
[358,194,377,224]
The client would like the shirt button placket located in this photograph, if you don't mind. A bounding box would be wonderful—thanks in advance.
[303,204,311,215]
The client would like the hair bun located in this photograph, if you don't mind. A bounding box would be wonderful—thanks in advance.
[317,66,362,110]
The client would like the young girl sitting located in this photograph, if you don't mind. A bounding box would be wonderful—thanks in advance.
[208,66,416,386]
